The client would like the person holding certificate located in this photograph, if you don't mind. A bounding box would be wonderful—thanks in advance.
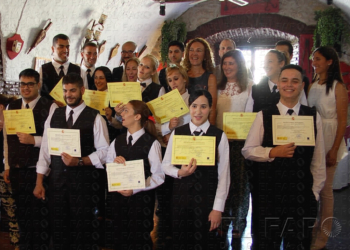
[162,89,230,249]
[216,50,253,247]
[183,38,217,125]
[121,57,140,82]
[33,73,109,249]
[308,46,348,249]
[242,65,326,249]
[3,69,58,249]
[105,100,164,249]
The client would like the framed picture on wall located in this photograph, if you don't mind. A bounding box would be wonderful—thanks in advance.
[34,57,51,72]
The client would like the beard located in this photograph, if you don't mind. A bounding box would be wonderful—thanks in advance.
[64,94,82,108]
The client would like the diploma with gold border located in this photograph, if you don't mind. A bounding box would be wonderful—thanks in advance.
[146,89,189,124]
[47,128,81,157]
[49,78,65,104]
[223,112,257,140]
[108,82,142,107]
[106,159,146,191]
[83,89,109,114]
[272,115,315,146]
[3,109,36,134]
[171,135,216,166]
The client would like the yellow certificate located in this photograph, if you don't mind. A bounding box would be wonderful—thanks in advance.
[47,128,81,157]
[146,89,189,124]
[49,78,65,104]
[272,115,315,146]
[108,82,142,107]
[83,90,109,114]
[3,109,36,134]
[223,112,257,140]
[106,159,146,191]
[171,135,216,166]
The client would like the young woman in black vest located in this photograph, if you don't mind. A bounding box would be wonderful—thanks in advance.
[162,89,230,249]
[183,38,217,125]
[106,100,164,249]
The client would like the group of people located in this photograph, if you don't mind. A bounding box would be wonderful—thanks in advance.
[0,32,347,250]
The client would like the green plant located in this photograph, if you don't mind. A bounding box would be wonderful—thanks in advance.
[161,20,187,66]
[312,7,350,52]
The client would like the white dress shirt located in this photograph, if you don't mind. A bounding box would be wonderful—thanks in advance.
[39,59,72,83]
[137,78,165,97]
[80,64,95,89]
[106,128,164,194]
[36,101,110,176]
[241,101,326,200]
[3,95,58,170]
[161,120,230,212]
[161,89,191,136]
[244,79,308,112]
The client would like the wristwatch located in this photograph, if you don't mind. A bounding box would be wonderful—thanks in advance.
[78,157,84,166]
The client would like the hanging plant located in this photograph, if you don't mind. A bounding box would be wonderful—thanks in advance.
[312,7,350,53]
[161,20,187,66]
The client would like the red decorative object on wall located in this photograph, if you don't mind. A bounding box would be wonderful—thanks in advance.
[6,34,24,60]
[221,0,279,15]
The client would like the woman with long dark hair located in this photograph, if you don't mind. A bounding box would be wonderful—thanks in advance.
[308,46,348,249]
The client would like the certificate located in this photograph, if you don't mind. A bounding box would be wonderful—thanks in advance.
[83,89,109,114]
[47,128,81,157]
[171,135,216,166]
[223,112,257,140]
[49,78,65,104]
[106,159,146,191]
[272,115,315,146]
[3,109,36,134]
[146,89,189,124]
[108,82,142,107]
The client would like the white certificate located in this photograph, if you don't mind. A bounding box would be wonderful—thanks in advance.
[47,128,81,157]
[272,115,315,146]
[106,159,146,191]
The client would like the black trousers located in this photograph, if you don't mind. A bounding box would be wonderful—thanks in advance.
[10,167,50,250]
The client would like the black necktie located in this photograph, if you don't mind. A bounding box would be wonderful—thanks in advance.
[59,65,65,78]
[193,130,202,136]
[128,135,133,150]
[140,82,146,88]
[287,109,294,115]
[25,103,29,109]
[87,69,94,89]
[272,85,277,93]
[67,110,74,129]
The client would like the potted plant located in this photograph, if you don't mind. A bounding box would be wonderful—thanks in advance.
[312,7,350,57]
[160,20,187,66]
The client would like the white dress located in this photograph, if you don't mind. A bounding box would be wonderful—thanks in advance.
[308,80,349,189]
[216,80,253,130]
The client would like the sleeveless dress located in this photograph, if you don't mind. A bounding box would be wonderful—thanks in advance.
[308,80,349,189]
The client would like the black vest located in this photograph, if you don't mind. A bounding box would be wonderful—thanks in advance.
[7,97,52,168]
[114,132,156,179]
[50,106,98,168]
[260,104,317,194]
[112,66,123,82]
[41,62,80,100]
[158,68,170,93]
[142,82,162,103]
[173,124,223,202]
[252,76,280,112]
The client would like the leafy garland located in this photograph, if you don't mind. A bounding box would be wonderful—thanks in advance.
[312,7,350,52]
[160,20,187,66]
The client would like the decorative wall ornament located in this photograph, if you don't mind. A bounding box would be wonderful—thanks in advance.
[26,19,52,54]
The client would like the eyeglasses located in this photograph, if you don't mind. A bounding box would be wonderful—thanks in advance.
[121,50,135,55]
[20,82,37,88]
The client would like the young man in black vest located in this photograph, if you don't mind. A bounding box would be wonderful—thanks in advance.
[34,73,109,249]
[112,41,137,82]
[242,65,326,249]
[80,42,98,90]
[158,41,185,93]
[3,68,58,249]
[40,34,80,105]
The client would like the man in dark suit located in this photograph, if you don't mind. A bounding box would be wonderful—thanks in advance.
[112,41,137,82]
[80,42,98,90]
[40,34,80,105]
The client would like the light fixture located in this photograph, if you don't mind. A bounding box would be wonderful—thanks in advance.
[327,0,333,5]
[160,0,166,16]
[219,0,249,7]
